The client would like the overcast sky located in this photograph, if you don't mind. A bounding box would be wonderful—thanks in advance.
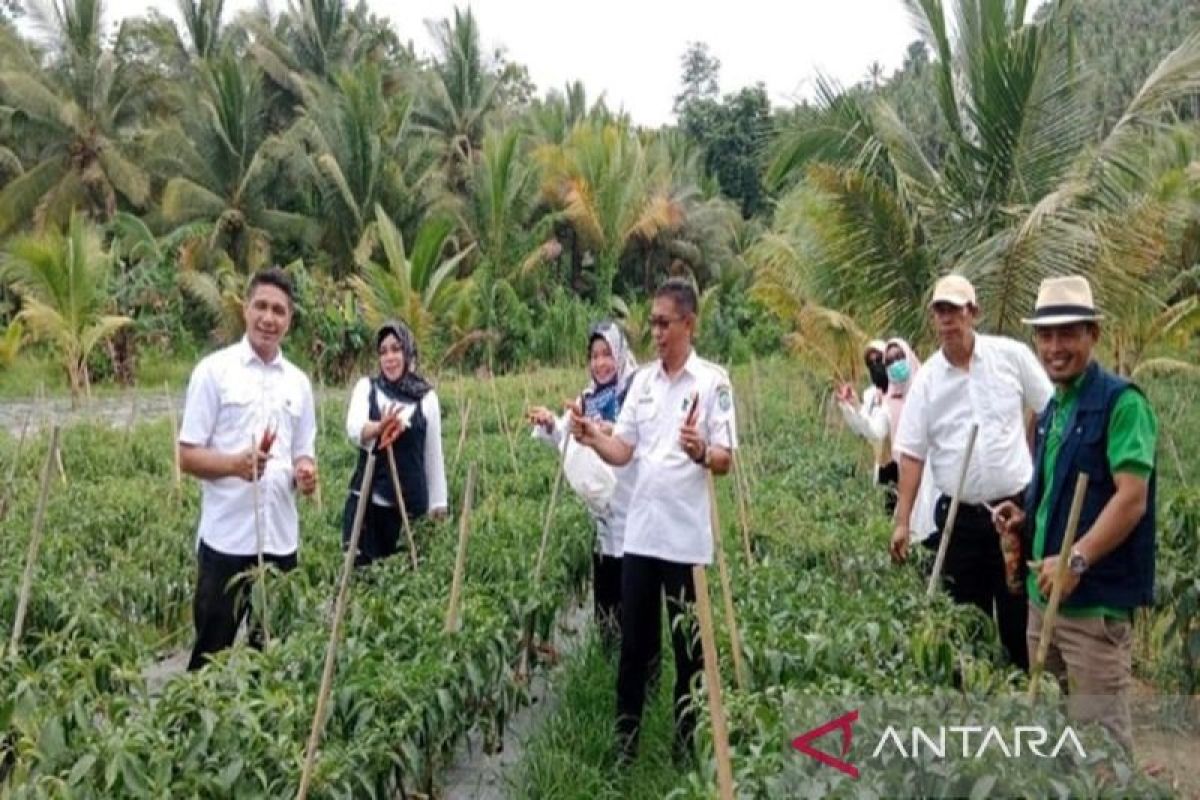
[91,0,924,125]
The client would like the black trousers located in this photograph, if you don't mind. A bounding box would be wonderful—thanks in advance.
[936,496,1029,671]
[341,494,403,567]
[593,553,623,649]
[616,554,702,759]
[877,460,899,517]
[187,541,297,671]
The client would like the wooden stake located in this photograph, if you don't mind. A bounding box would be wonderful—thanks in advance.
[296,451,377,800]
[452,398,472,475]
[384,447,419,569]
[0,409,31,521]
[691,565,736,800]
[251,434,271,647]
[927,423,980,598]
[124,390,139,443]
[313,452,324,514]
[166,382,181,491]
[726,420,754,565]
[489,376,519,475]
[518,430,571,679]
[8,426,59,658]
[1029,473,1090,701]
[444,464,477,633]
[705,470,748,692]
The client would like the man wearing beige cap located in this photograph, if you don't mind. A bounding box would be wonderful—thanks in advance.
[890,274,1052,670]
[992,276,1157,752]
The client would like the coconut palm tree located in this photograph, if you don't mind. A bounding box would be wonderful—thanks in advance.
[762,0,1200,338]
[1,212,131,402]
[537,122,684,309]
[291,62,439,274]
[412,7,500,188]
[0,0,153,233]
[349,204,475,360]
[147,55,319,271]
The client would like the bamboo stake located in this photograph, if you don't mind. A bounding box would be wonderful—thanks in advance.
[747,357,765,479]
[250,434,271,647]
[444,464,477,633]
[1029,473,1090,701]
[517,429,571,680]
[296,451,377,800]
[705,470,748,692]
[489,375,519,474]
[452,398,472,475]
[166,382,181,492]
[384,447,419,569]
[8,427,59,658]
[312,452,324,513]
[927,423,980,598]
[691,565,736,800]
[124,390,139,443]
[726,420,754,565]
[54,440,66,486]
[1166,434,1186,484]
[0,409,31,521]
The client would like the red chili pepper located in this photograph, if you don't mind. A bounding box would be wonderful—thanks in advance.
[259,423,277,454]
[685,390,700,428]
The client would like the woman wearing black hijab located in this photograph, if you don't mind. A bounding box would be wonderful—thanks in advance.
[343,321,448,565]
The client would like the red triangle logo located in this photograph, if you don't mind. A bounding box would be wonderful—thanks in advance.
[790,709,860,779]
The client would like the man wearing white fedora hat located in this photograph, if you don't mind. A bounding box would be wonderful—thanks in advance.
[890,274,1053,670]
[992,275,1158,753]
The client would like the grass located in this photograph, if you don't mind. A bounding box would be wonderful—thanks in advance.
[509,634,687,799]
[0,350,198,399]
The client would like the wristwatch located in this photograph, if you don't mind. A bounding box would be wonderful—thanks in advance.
[703,444,714,470]
[1068,547,1089,576]
[692,441,708,466]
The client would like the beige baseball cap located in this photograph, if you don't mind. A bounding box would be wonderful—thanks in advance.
[929,274,977,307]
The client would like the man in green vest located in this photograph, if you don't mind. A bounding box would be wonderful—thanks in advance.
[992,275,1157,754]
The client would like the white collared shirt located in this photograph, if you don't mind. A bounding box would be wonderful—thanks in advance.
[613,351,737,565]
[344,377,449,512]
[178,337,317,556]
[893,334,1052,503]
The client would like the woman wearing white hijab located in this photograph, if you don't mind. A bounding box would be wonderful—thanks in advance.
[527,321,638,648]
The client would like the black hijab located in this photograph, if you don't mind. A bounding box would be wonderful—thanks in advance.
[375,320,432,401]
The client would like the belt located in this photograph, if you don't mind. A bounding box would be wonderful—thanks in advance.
[940,489,1026,513]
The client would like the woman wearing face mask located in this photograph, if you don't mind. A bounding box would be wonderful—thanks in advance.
[527,321,638,648]
[343,321,448,567]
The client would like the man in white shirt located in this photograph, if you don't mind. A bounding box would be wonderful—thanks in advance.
[890,275,1052,670]
[178,268,319,670]
[571,278,737,764]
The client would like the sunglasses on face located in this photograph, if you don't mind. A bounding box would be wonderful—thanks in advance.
[884,353,905,366]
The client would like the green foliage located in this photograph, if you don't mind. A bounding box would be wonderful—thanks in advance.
[1,213,132,400]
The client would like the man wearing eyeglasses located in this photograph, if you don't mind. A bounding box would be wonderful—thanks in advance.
[571,277,737,765]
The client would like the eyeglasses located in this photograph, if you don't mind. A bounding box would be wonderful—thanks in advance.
[649,316,682,330]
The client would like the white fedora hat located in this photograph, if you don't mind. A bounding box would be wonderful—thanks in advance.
[1022,275,1103,326]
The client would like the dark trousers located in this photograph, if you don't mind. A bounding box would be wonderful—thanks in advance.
[936,496,1029,671]
[341,494,403,567]
[877,460,899,517]
[187,541,297,671]
[593,553,623,650]
[616,554,702,759]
